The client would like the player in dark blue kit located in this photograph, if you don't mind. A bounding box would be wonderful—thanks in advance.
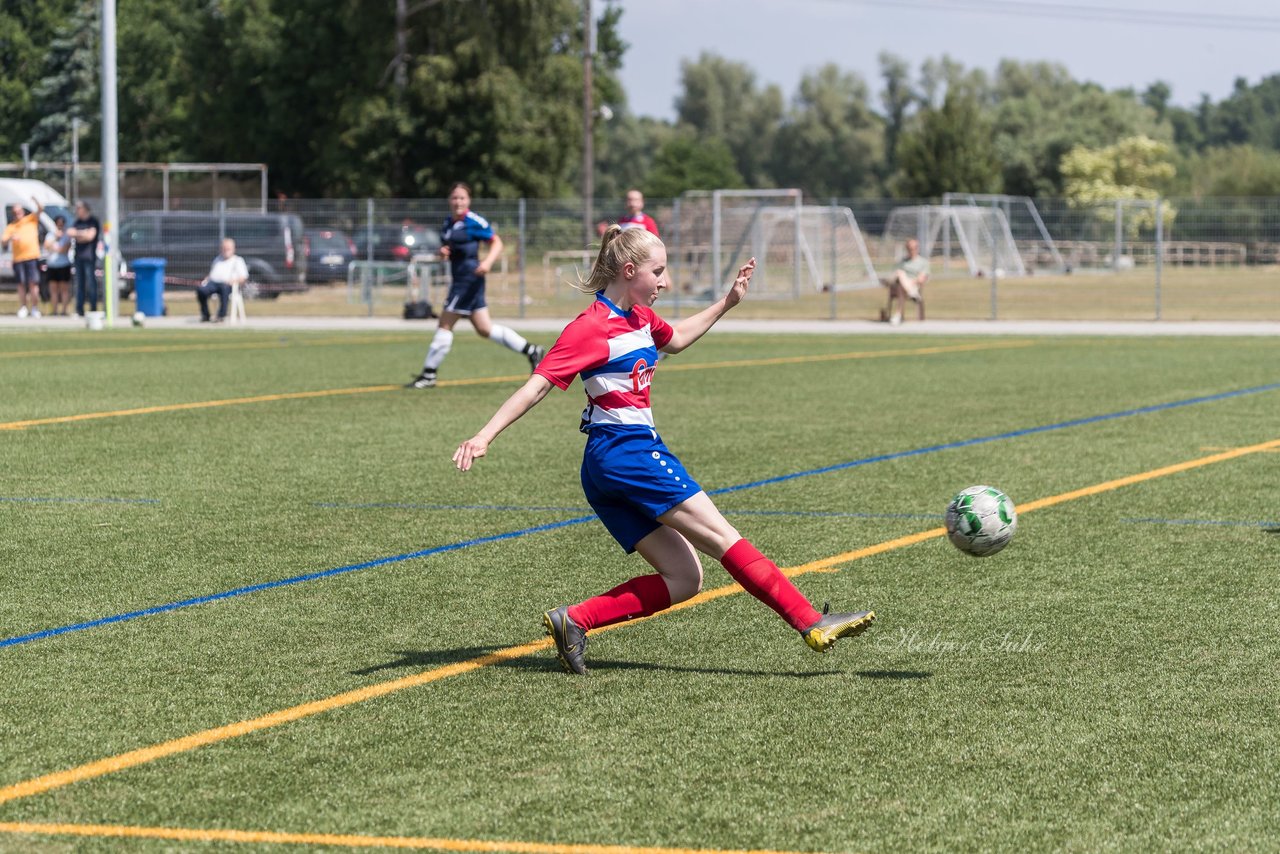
[408,183,545,388]
[454,225,875,675]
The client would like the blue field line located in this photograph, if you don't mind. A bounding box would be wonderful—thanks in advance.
[314,501,588,513]
[4,380,1277,650]
[0,515,595,649]
[0,496,160,506]
[314,501,940,522]
[709,381,1280,497]
[1122,517,1280,528]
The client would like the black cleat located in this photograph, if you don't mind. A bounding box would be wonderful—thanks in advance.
[802,603,875,653]
[406,369,437,389]
[543,606,588,675]
[526,345,546,372]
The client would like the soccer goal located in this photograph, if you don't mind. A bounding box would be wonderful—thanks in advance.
[943,193,1066,273]
[668,189,879,304]
[881,204,1026,277]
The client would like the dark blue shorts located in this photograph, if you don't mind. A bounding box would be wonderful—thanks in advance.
[444,274,487,316]
[581,426,701,553]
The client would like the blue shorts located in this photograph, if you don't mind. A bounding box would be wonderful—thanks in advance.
[580,426,701,553]
[14,259,39,286]
[444,274,486,316]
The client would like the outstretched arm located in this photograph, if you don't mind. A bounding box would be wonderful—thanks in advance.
[453,373,554,471]
[662,258,755,355]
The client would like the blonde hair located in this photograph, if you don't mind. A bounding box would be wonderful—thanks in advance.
[575,224,663,294]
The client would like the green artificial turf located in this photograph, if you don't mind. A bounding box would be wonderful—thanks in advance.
[1,327,1278,852]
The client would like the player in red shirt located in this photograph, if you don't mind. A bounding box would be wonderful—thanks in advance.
[615,189,660,236]
[453,226,874,675]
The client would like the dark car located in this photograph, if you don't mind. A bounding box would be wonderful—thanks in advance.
[304,228,356,283]
[117,210,307,298]
[352,224,442,264]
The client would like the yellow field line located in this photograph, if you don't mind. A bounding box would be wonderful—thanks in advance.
[0,333,420,360]
[661,339,1033,372]
[1,435,1275,809]
[0,821,814,854]
[0,341,1030,432]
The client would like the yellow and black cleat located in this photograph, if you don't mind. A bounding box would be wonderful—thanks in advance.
[802,604,875,653]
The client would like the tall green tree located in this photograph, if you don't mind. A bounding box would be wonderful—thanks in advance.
[769,64,883,198]
[645,133,743,198]
[893,87,1000,198]
[28,0,98,162]
[0,0,76,160]
[878,51,915,176]
[675,53,783,187]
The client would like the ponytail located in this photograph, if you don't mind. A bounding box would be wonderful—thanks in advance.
[574,224,662,294]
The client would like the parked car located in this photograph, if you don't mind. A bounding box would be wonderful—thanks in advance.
[304,228,356,283]
[116,210,307,298]
[352,224,442,263]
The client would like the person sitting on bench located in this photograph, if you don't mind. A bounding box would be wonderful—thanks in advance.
[197,238,248,322]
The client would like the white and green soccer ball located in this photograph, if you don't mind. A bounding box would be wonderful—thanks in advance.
[945,485,1017,557]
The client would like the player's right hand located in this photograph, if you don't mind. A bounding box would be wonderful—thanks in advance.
[439,246,451,259]
[453,436,489,471]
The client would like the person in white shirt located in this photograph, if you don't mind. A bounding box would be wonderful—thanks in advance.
[197,238,248,322]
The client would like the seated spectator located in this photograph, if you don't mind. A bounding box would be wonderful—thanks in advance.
[2,198,45,318]
[197,238,248,322]
[881,238,929,325]
[43,215,74,316]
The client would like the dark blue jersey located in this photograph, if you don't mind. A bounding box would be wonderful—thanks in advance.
[441,211,495,280]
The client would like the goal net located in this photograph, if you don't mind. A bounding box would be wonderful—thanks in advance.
[669,190,878,302]
[881,205,1026,277]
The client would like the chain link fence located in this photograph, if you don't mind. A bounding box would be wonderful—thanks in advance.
[13,194,1277,321]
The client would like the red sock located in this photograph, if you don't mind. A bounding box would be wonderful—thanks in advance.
[567,574,672,631]
[720,539,821,632]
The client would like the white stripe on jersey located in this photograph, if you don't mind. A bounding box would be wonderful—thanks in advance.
[583,404,655,428]
[606,325,654,362]
[582,371,637,398]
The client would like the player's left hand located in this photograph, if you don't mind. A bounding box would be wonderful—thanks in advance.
[453,436,490,471]
[724,257,755,308]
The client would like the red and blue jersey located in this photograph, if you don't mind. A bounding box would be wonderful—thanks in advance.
[618,212,659,236]
[534,293,674,433]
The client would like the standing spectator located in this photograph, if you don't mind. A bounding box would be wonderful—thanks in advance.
[2,198,44,318]
[598,189,660,237]
[197,238,248,322]
[69,200,101,317]
[406,182,544,389]
[43,215,74,316]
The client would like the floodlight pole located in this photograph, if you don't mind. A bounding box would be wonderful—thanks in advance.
[101,0,120,328]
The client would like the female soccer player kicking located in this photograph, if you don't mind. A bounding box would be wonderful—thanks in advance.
[453,226,874,675]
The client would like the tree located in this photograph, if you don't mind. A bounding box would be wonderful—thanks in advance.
[28,1,98,162]
[675,53,783,187]
[769,64,883,198]
[893,87,1000,198]
[1177,145,1280,198]
[0,0,76,159]
[1060,135,1176,232]
[645,133,743,199]
[878,52,915,176]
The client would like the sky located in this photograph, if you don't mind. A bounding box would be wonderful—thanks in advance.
[614,0,1280,120]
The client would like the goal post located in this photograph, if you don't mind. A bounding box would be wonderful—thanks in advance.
[882,205,1026,277]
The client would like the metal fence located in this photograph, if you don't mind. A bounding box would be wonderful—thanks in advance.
[25,194,1278,321]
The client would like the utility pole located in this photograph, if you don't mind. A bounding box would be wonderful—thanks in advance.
[582,0,594,245]
[101,0,120,327]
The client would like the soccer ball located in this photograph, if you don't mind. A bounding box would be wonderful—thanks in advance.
[945,485,1017,557]
[131,311,146,327]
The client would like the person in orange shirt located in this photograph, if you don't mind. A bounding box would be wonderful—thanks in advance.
[2,198,44,318]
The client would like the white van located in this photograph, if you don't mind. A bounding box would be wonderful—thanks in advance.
[1,178,71,282]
